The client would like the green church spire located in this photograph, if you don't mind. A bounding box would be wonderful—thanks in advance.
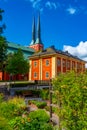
[30,16,35,45]
[35,12,42,44]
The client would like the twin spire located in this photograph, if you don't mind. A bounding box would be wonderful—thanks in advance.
[30,13,42,45]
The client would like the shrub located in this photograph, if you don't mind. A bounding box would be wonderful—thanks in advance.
[0,97,26,119]
[29,109,53,130]
[36,101,47,108]
[0,93,4,103]
[9,116,31,130]
[40,89,49,100]
[29,109,49,122]
[29,100,47,108]
[9,109,53,130]
[0,116,12,130]
[53,71,87,130]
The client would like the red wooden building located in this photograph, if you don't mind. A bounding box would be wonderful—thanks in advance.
[29,46,86,81]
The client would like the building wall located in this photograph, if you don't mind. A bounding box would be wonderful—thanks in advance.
[31,59,40,80]
[42,57,52,80]
[29,54,86,81]
[0,72,2,80]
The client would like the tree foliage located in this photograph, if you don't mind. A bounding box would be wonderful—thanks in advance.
[0,8,7,66]
[0,8,7,80]
[0,8,6,34]
[0,36,7,64]
[5,49,29,76]
[53,71,87,130]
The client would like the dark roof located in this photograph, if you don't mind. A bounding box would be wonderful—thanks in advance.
[29,45,86,62]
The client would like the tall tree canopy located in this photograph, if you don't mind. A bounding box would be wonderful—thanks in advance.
[0,8,7,80]
[0,8,6,34]
[5,49,29,76]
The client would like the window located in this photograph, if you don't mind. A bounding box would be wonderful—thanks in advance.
[34,72,37,78]
[72,62,75,69]
[34,61,37,67]
[80,64,82,69]
[45,72,49,78]
[83,64,85,69]
[77,63,80,69]
[63,60,66,67]
[67,61,70,68]
[57,59,61,66]
[46,60,49,66]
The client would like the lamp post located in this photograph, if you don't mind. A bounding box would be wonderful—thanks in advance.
[49,79,52,122]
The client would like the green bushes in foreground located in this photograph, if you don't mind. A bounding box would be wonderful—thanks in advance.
[9,109,53,130]
[0,94,53,130]
[29,100,47,108]
[0,116,12,130]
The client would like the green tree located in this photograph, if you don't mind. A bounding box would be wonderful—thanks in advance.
[0,8,7,80]
[5,49,29,79]
[53,71,87,130]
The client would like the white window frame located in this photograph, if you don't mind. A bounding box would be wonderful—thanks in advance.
[45,72,49,78]
[57,59,61,66]
[34,61,37,67]
[46,60,49,66]
[34,72,37,78]
[63,60,66,67]
[67,61,70,68]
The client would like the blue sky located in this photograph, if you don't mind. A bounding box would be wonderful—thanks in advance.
[0,0,87,61]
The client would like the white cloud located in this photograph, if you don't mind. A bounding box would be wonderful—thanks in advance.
[66,7,76,14]
[45,1,58,10]
[63,41,87,67]
[26,0,42,9]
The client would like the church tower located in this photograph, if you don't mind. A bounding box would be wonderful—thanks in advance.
[30,16,36,45]
[29,13,44,51]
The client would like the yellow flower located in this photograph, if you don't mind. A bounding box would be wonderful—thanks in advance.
[27,117,30,122]
[21,119,25,124]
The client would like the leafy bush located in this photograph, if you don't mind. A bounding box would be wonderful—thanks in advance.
[0,116,12,130]
[8,96,26,107]
[0,97,26,119]
[29,109,53,130]
[53,71,87,130]
[0,96,53,130]
[45,106,56,113]
[29,100,47,108]
[9,116,31,130]
[0,93,4,103]
[9,109,53,130]
[40,89,49,100]
[29,109,49,122]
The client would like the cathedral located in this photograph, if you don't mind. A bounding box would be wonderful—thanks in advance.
[28,14,86,81]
